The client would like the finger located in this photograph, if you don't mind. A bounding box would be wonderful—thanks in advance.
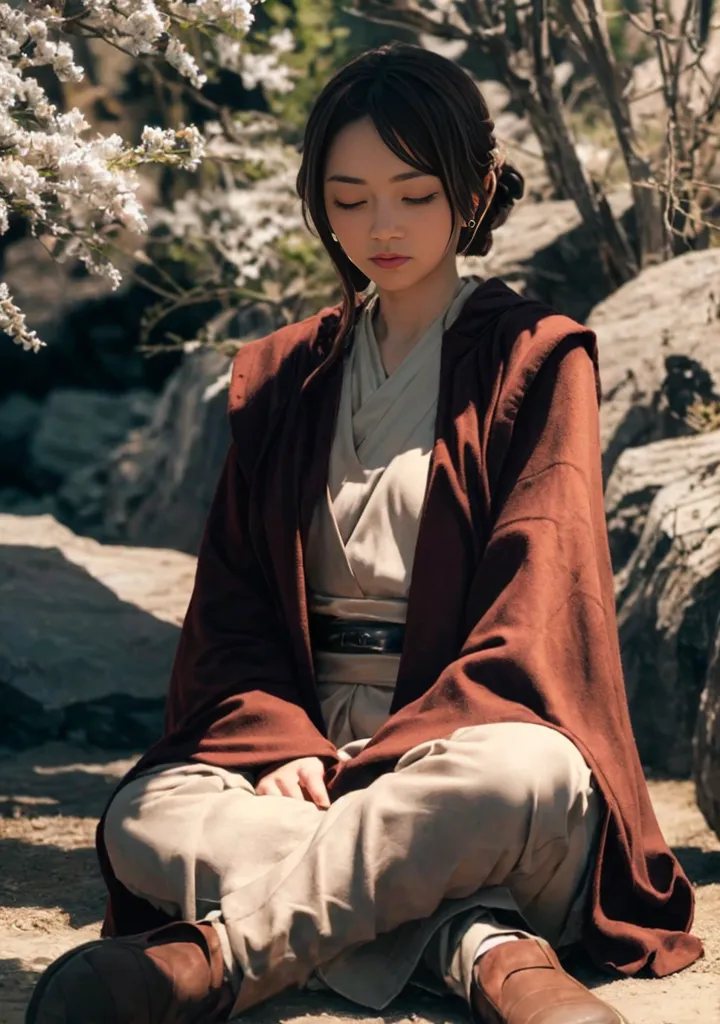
[276,777,307,801]
[255,773,285,796]
[300,768,330,809]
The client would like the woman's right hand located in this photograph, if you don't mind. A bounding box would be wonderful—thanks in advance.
[255,756,331,808]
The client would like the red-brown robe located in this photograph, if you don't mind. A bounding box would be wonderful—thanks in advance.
[96,276,703,981]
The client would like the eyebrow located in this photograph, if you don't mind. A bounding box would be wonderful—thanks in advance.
[326,171,430,184]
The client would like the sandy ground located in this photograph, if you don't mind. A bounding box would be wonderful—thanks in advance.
[0,743,718,1024]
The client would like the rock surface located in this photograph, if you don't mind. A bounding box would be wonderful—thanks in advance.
[695,622,720,838]
[0,394,43,481]
[605,429,720,572]
[591,250,720,783]
[60,301,278,555]
[0,513,194,750]
[95,346,234,554]
[588,248,720,481]
[615,451,720,775]
[27,388,154,490]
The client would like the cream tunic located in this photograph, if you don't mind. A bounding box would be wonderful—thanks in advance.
[304,276,481,746]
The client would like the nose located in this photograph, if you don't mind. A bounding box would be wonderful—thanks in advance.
[370,202,405,241]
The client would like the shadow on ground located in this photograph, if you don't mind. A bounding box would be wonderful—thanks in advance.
[673,846,720,886]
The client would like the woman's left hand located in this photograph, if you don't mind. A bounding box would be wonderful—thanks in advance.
[255,756,331,808]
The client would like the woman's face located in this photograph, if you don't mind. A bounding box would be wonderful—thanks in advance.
[323,116,464,291]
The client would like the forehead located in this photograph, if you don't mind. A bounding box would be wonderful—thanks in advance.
[324,118,428,181]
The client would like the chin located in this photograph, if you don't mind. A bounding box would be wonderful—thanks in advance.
[364,266,422,289]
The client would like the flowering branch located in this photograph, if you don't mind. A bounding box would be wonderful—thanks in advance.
[0,0,299,351]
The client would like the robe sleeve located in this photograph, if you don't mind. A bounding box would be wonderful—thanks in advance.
[328,330,699,979]
[161,440,339,774]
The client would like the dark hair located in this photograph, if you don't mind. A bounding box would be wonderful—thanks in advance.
[296,42,524,360]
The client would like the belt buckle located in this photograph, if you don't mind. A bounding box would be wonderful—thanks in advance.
[340,628,382,653]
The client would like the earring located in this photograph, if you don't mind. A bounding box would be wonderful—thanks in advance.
[467,219,476,229]
[459,171,497,256]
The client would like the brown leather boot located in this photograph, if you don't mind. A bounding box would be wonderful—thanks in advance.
[470,938,628,1024]
[25,919,236,1024]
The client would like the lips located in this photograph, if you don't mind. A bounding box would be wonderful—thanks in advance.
[370,255,411,267]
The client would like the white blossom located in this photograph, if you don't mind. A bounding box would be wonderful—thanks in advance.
[0,0,279,352]
[139,125,206,169]
[151,136,305,287]
[165,36,207,90]
[238,50,296,95]
[269,28,295,55]
[0,282,44,352]
[170,0,254,29]
[213,28,297,94]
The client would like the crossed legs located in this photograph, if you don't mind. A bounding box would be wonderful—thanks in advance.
[103,722,603,1014]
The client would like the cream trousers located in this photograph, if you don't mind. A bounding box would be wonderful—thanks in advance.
[104,722,603,1016]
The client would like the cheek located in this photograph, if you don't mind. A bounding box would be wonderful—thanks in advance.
[326,202,353,234]
[330,210,367,250]
[425,201,455,244]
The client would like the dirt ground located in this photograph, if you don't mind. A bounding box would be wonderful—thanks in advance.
[0,743,718,1024]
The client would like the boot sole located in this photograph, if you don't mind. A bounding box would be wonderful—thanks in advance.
[25,938,109,1024]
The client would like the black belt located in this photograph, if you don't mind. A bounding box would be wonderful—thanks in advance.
[309,616,405,655]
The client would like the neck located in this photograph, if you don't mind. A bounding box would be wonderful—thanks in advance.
[372,263,463,354]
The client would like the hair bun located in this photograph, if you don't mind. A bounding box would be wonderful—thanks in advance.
[487,161,524,234]
[496,163,524,207]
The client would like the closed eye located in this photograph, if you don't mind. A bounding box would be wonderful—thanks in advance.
[333,193,438,210]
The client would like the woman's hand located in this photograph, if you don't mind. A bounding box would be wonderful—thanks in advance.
[255,756,331,808]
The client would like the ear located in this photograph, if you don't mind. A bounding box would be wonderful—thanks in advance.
[463,193,481,227]
[483,170,497,204]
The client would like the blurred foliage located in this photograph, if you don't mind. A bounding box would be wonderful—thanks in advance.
[251,0,391,135]
[603,0,651,64]
[261,0,351,132]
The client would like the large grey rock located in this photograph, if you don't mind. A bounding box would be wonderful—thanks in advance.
[75,302,279,555]
[588,248,720,479]
[615,450,720,774]
[0,487,58,517]
[0,393,43,479]
[0,514,195,749]
[605,429,720,572]
[96,347,234,554]
[694,619,720,838]
[28,388,155,490]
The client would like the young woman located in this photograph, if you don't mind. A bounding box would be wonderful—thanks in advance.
[28,42,701,1024]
